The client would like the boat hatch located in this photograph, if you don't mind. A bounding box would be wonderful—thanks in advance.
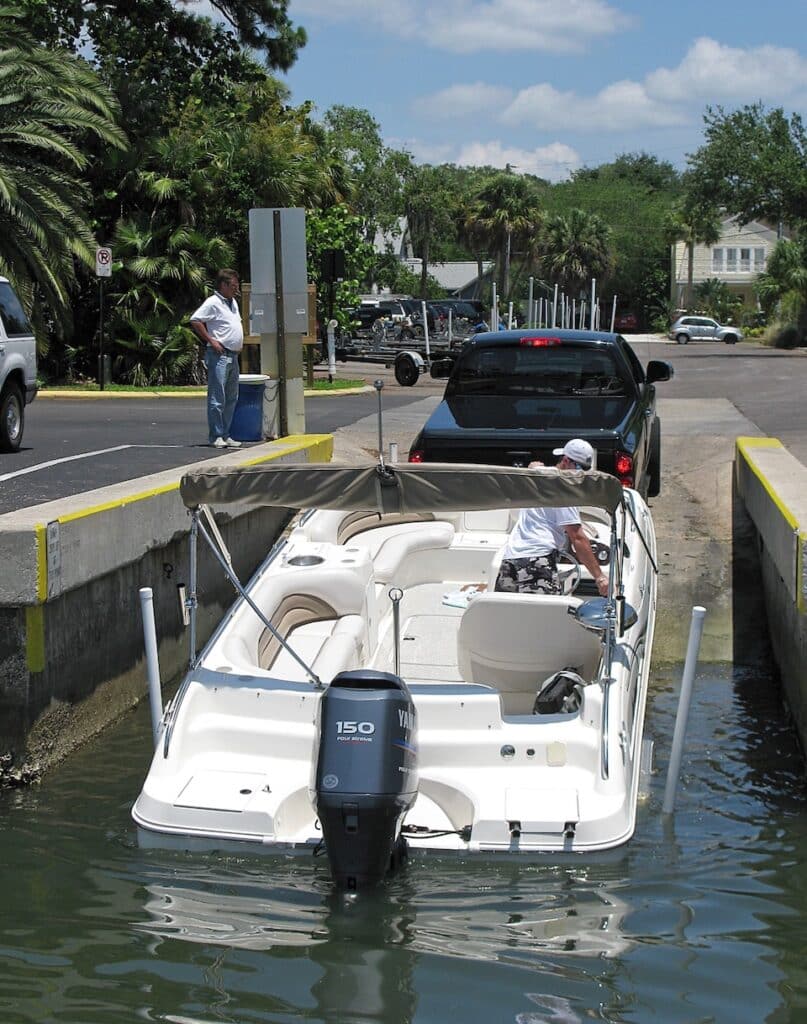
[176,771,269,812]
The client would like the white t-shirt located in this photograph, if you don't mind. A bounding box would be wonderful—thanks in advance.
[502,506,580,559]
[190,292,244,352]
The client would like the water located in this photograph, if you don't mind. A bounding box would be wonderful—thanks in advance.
[2,664,806,1024]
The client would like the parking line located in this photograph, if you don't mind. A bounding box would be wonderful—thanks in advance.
[0,444,184,482]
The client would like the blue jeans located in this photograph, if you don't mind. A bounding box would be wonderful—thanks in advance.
[205,347,240,443]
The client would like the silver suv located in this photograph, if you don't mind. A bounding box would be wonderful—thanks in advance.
[669,315,742,345]
[0,277,37,451]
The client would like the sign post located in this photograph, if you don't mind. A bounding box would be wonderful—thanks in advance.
[95,247,112,391]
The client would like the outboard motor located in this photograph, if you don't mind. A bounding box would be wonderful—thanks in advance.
[314,670,418,890]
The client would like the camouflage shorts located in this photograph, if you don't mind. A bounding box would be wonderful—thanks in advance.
[494,553,560,594]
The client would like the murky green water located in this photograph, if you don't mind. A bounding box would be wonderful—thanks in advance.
[2,664,806,1024]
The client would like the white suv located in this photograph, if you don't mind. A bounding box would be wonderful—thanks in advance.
[0,277,37,451]
[669,315,742,345]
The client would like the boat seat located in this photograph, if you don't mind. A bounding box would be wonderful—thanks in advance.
[349,521,455,584]
[456,593,602,713]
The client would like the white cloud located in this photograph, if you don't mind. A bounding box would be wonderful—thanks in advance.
[494,36,807,134]
[501,80,685,131]
[292,0,629,54]
[646,37,807,103]
[453,140,581,180]
[413,82,514,117]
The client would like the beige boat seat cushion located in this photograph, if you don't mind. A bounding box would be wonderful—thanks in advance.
[456,593,602,706]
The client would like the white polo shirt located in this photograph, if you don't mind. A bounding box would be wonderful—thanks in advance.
[190,292,244,352]
[502,506,580,559]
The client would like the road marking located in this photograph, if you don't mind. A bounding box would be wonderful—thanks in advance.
[0,444,185,482]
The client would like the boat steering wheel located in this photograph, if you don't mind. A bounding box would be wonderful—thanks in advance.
[557,551,582,594]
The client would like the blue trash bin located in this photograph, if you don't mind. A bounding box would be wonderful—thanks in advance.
[229,374,270,442]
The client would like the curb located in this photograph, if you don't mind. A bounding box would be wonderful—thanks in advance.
[38,385,373,400]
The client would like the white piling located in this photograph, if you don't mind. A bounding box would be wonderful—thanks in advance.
[389,441,399,463]
[662,606,707,814]
[139,587,163,746]
[527,277,534,328]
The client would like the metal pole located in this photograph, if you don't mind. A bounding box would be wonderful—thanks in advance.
[507,301,513,329]
[610,294,617,332]
[188,511,198,667]
[590,278,596,331]
[139,587,163,745]
[420,299,431,363]
[527,277,534,328]
[326,320,337,383]
[390,587,403,676]
[447,308,453,344]
[374,379,385,465]
[389,441,399,463]
[552,284,558,327]
[662,606,707,814]
[273,209,288,437]
[491,283,497,332]
[99,278,105,391]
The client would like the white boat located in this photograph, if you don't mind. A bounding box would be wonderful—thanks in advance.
[133,461,658,888]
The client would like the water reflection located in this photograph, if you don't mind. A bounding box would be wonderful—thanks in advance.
[1,666,807,1023]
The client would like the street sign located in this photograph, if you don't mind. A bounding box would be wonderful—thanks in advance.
[95,247,112,277]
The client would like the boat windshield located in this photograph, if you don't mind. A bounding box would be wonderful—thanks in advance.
[446,343,630,399]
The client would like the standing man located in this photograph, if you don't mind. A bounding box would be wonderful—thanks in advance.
[494,439,609,596]
[190,269,244,448]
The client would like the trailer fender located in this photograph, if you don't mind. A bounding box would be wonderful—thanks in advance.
[394,350,424,387]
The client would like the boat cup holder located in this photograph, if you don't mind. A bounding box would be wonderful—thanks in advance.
[287,554,325,567]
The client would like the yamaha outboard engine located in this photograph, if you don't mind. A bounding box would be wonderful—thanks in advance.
[314,669,418,890]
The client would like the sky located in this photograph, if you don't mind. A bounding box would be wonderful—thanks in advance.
[277,0,807,181]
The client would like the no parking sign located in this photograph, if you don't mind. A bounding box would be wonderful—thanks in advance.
[95,246,112,277]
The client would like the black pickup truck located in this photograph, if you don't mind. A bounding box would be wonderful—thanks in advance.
[407,329,673,497]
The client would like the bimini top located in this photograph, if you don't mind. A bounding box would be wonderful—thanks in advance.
[179,461,626,514]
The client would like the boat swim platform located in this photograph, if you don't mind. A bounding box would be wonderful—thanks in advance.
[0,434,333,774]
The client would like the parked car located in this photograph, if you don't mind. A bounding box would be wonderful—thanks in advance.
[408,329,673,497]
[614,310,638,332]
[669,316,742,345]
[0,276,37,452]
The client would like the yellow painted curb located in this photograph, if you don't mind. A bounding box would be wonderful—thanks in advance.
[735,438,799,531]
[39,386,371,399]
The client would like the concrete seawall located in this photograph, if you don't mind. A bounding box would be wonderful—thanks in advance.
[735,437,807,755]
[0,435,332,781]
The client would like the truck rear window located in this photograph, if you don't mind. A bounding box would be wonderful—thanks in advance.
[0,283,32,337]
[446,343,630,398]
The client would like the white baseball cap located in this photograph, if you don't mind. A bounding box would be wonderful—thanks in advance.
[553,438,594,469]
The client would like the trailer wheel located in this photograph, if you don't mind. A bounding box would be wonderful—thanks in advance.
[394,352,420,387]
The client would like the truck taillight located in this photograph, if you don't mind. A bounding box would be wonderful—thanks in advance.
[408,450,424,463]
[519,336,562,347]
[615,451,633,487]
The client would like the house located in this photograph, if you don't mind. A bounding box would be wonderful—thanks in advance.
[372,218,493,299]
[671,216,789,309]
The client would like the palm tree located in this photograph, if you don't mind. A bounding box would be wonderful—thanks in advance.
[756,235,807,342]
[0,7,126,330]
[465,173,541,299]
[665,200,722,310]
[539,208,612,299]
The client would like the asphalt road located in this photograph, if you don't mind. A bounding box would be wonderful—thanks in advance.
[1,340,805,515]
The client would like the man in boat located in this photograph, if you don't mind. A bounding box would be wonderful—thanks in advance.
[494,438,610,597]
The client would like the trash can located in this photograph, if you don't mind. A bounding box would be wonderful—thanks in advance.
[229,374,271,442]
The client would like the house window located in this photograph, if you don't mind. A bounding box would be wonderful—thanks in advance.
[740,248,751,272]
[754,248,766,271]
[726,248,738,272]
[712,248,724,272]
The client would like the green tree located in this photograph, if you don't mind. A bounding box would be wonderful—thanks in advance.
[539,209,612,299]
[0,6,126,334]
[306,203,375,331]
[686,104,807,229]
[756,235,807,344]
[693,277,741,323]
[403,166,458,298]
[465,172,542,298]
[664,198,721,310]
[323,105,413,244]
